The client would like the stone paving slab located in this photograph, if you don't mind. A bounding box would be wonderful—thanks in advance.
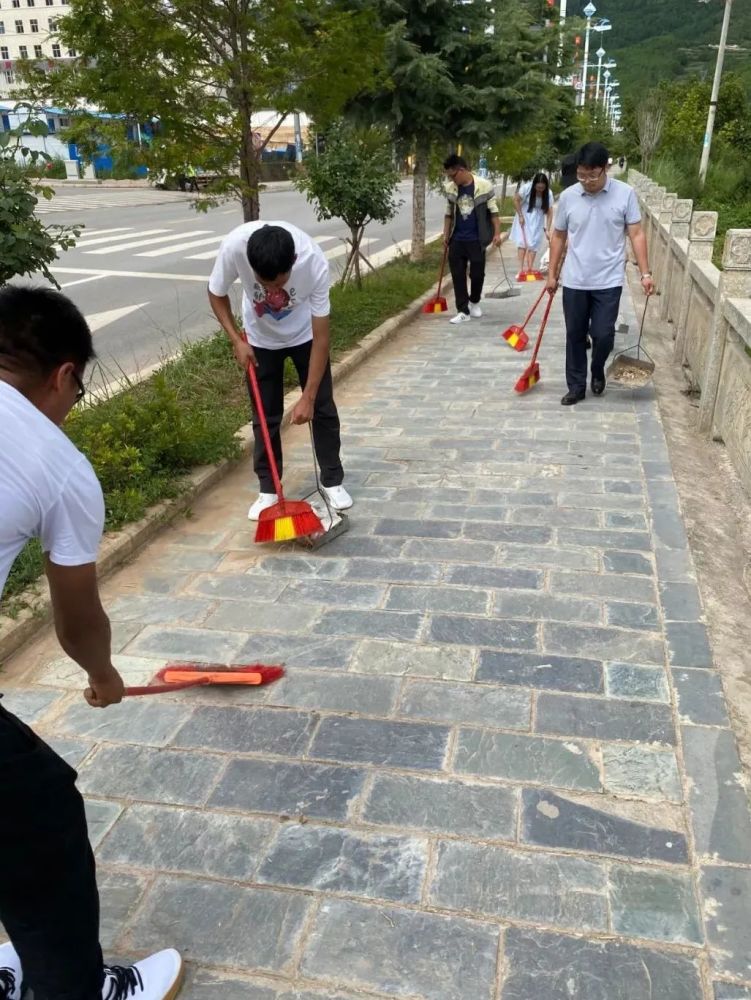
[3,252,751,998]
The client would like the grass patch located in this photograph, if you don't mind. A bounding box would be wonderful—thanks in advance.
[2,241,443,614]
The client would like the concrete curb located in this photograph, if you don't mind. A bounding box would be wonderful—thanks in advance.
[0,280,449,664]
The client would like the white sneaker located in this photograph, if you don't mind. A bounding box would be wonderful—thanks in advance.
[321,485,353,511]
[449,312,471,325]
[0,943,21,1000]
[469,303,482,318]
[247,492,278,520]
[102,949,183,1000]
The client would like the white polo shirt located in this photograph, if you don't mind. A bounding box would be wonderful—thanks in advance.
[0,381,105,598]
[554,176,641,290]
[208,221,330,350]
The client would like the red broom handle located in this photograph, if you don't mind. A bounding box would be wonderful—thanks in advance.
[520,287,547,330]
[124,678,210,696]
[435,243,448,299]
[529,290,556,366]
[246,360,285,500]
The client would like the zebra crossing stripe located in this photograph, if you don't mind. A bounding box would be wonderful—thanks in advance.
[137,234,225,258]
[76,229,165,249]
[85,230,213,255]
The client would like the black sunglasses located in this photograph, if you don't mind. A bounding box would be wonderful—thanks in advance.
[72,370,86,404]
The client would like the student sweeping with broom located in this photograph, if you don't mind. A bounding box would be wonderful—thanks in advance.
[208,222,352,521]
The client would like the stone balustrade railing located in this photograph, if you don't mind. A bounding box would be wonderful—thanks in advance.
[630,169,751,493]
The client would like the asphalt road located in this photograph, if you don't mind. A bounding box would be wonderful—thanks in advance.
[33,182,447,386]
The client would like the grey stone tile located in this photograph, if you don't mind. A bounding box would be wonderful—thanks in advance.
[605,601,660,631]
[476,489,555,506]
[205,601,322,633]
[257,824,427,902]
[172,706,316,756]
[277,579,386,609]
[301,899,499,1000]
[403,537,497,563]
[557,492,646,511]
[503,927,703,1000]
[374,517,462,538]
[343,557,442,583]
[445,564,542,590]
[605,663,670,702]
[477,650,604,693]
[602,746,682,801]
[56,699,190,746]
[655,547,697,582]
[463,522,553,544]
[363,773,517,839]
[455,729,600,791]
[431,841,607,930]
[666,622,713,668]
[352,639,473,680]
[682,726,751,863]
[609,865,702,944]
[673,669,729,726]
[385,584,489,615]
[497,544,600,571]
[236,634,358,670]
[313,609,423,641]
[107,595,213,625]
[125,626,248,663]
[429,614,537,650]
[310,716,449,770]
[550,572,656,601]
[180,970,279,1000]
[210,758,365,820]
[128,876,310,973]
[660,581,703,621]
[433,502,509,522]
[85,798,123,848]
[99,803,274,879]
[96,868,150,952]
[77,745,223,805]
[536,693,675,744]
[47,736,93,768]
[492,591,601,623]
[702,866,751,978]
[604,512,649,530]
[267,670,398,716]
[398,678,530,729]
[521,789,688,863]
[158,548,224,572]
[559,529,653,552]
[248,556,349,580]
[397,486,473,503]
[543,623,664,665]
[315,536,405,559]
[506,506,602,528]
[651,508,689,550]
[602,551,654,576]
[714,984,751,1000]
[0,689,62,723]
[643,461,674,479]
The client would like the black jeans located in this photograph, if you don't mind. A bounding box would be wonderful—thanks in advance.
[562,286,623,393]
[247,340,344,493]
[0,702,104,1000]
[448,239,486,314]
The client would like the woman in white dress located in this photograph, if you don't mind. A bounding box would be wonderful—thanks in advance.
[510,172,554,277]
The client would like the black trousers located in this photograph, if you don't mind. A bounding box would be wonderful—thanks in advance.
[0,702,104,1000]
[562,286,623,393]
[448,239,486,314]
[247,340,344,493]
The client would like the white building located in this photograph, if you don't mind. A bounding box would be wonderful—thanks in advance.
[0,0,75,99]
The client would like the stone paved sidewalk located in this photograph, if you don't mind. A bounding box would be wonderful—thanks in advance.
[4,252,751,999]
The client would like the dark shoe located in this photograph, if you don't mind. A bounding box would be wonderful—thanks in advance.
[591,378,606,396]
[561,391,586,406]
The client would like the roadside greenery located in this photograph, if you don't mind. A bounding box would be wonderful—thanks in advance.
[2,243,443,614]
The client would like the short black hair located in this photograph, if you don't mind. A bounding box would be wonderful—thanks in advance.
[246,225,296,281]
[576,141,610,168]
[443,154,468,171]
[0,286,94,378]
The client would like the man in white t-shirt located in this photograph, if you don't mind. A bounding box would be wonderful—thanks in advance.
[208,221,352,520]
[0,288,181,1000]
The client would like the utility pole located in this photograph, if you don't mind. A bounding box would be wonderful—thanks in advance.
[579,2,596,108]
[699,0,733,187]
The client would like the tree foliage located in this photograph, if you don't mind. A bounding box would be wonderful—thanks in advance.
[0,106,79,287]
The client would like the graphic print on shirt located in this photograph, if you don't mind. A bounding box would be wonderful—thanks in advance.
[252,284,297,321]
[457,193,474,220]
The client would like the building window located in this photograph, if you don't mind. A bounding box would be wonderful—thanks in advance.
[29,17,38,30]
[0,22,4,34]
[0,45,8,58]
[33,43,41,56]
[51,41,59,56]
[19,43,27,57]
[4,69,14,82]
[27,0,34,6]
[48,16,55,28]
[14,18,22,30]
[66,46,75,55]
[11,0,20,8]
[46,0,54,5]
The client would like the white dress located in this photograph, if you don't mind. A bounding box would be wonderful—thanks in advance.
[510,181,554,253]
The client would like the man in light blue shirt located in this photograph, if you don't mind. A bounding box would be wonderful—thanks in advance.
[547,142,655,405]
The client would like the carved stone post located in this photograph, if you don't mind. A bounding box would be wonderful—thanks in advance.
[673,210,718,364]
[662,199,694,324]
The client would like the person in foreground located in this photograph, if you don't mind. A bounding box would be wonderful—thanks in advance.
[442,154,502,325]
[208,221,352,520]
[0,287,182,1000]
[546,141,655,405]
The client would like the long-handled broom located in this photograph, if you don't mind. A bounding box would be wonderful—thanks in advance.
[247,363,324,543]
[124,663,285,696]
[486,244,521,300]
[501,286,546,352]
[421,243,449,314]
[514,289,557,394]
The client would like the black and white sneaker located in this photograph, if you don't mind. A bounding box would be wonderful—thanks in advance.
[0,943,21,1000]
[102,950,183,1000]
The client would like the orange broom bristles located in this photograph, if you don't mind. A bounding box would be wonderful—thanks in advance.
[255,499,323,543]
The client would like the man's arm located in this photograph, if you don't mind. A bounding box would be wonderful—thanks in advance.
[443,212,453,247]
[208,289,255,368]
[45,559,124,707]
[627,222,655,296]
[292,315,330,425]
[546,229,567,291]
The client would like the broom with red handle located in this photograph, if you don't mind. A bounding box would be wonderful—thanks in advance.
[421,243,449,314]
[246,362,323,543]
[501,285,546,352]
[124,663,285,696]
[514,288,557,394]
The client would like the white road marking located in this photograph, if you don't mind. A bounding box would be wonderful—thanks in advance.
[185,249,220,261]
[53,267,209,282]
[324,243,348,261]
[87,303,150,333]
[314,235,339,246]
[74,227,132,239]
[75,229,164,248]
[84,230,212,255]
[136,234,224,258]
[60,274,110,289]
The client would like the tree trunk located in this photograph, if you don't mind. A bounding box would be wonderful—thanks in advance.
[410,136,430,263]
[240,111,260,222]
[500,173,508,207]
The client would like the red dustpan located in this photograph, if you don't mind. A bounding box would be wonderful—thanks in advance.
[422,244,449,313]
[124,663,284,696]
[514,290,556,393]
[517,269,545,282]
[501,287,546,352]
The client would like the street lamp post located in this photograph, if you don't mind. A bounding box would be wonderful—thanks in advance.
[699,0,734,187]
[595,46,605,102]
[579,2,596,107]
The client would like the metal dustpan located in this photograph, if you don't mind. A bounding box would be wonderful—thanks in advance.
[486,245,521,299]
[607,295,654,388]
[297,425,351,549]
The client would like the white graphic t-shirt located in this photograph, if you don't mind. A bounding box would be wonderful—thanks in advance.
[208,221,331,350]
